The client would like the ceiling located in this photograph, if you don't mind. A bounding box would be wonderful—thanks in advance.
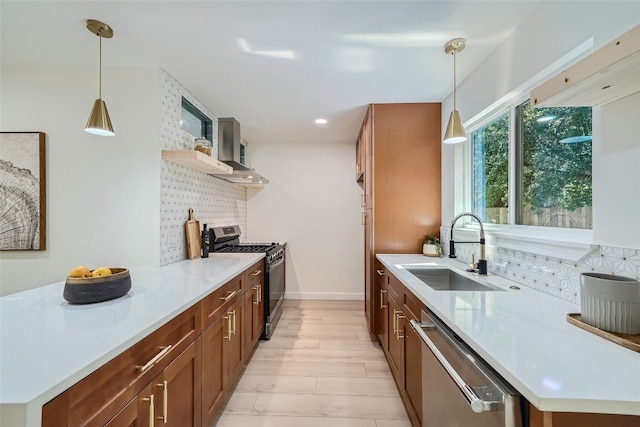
[1,1,542,146]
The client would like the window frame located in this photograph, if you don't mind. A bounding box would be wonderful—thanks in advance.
[457,95,594,260]
[181,97,213,142]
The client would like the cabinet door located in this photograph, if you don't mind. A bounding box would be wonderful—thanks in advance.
[252,281,264,345]
[377,277,389,353]
[387,296,405,384]
[162,339,201,427]
[364,208,374,334]
[243,281,264,356]
[105,383,155,427]
[403,318,422,426]
[226,298,245,386]
[201,315,226,427]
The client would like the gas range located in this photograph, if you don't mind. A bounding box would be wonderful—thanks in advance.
[208,225,284,264]
[208,225,285,339]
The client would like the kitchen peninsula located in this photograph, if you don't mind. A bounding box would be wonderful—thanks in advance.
[0,253,264,427]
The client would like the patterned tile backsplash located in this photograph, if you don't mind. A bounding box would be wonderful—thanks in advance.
[160,70,247,265]
[441,226,639,304]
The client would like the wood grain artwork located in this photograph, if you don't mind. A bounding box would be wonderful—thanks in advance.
[0,132,46,250]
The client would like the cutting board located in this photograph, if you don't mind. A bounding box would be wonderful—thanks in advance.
[185,208,201,259]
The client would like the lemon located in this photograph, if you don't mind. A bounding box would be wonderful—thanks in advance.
[69,265,91,278]
[90,267,112,278]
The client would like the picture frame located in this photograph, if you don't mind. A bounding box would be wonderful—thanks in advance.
[0,132,46,250]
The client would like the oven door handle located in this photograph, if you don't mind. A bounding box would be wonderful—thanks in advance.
[267,254,284,270]
[410,319,491,414]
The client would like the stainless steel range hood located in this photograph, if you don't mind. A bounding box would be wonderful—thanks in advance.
[218,117,248,170]
[211,117,269,186]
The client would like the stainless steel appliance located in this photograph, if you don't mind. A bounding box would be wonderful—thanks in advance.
[410,308,524,427]
[209,225,285,339]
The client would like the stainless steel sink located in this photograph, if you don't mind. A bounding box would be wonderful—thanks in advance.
[404,268,503,292]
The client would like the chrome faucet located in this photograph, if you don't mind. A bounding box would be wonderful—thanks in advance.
[449,212,488,276]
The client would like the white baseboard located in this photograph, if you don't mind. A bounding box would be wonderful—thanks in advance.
[284,292,363,301]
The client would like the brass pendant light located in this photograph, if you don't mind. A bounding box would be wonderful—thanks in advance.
[85,19,115,136]
[443,38,467,144]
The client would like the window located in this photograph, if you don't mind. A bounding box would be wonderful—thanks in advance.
[181,97,212,141]
[516,102,592,229]
[469,101,592,229]
[471,113,509,224]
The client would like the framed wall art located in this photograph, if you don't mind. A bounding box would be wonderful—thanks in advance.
[0,132,46,250]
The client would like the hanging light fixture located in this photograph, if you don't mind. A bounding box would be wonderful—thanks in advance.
[443,38,466,144]
[85,19,115,136]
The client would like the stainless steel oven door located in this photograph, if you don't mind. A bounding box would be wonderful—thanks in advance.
[264,254,285,339]
[410,310,523,427]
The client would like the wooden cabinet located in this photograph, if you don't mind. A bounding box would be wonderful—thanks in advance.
[357,103,441,336]
[201,310,226,426]
[43,261,264,427]
[106,340,201,427]
[376,262,389,353]
[244,260,265,356]
[387,293,404,381]
[163,340,201,427]
[379,269,425,427]
[42,304,202,427]
[201,273,246,427]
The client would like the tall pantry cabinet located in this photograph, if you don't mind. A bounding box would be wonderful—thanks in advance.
[356,103,442,336]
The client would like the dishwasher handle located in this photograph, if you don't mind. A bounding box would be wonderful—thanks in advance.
[410,319,492,414]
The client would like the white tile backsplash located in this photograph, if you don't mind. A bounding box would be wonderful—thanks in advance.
[441,226,639,304]
[159,70,246,265]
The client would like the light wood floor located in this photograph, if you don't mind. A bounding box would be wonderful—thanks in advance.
[216,299,411,427]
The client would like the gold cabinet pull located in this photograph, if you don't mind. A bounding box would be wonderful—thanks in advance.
[136,346,172,373]
[231,310,237,336]
[156,380,168,422]
[376,269,385,277]
[392,309,399,335]
[142,394,155,427]
[219,290,238,301]
[223,314,232,341]
[396,312,406,340]
[253,286,260,305]
[258,284,262,304]
[250,270,262,276]
[380,289,387,309]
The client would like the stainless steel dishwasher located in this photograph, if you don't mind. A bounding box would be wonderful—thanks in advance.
[410,309,525,427]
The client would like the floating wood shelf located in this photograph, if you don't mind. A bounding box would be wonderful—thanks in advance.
[161,150,232,175]
[531,25,640,107]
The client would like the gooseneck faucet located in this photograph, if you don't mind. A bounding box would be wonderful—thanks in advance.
[449,212,488,276]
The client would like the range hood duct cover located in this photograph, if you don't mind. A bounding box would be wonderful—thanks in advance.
[218,117,250,170]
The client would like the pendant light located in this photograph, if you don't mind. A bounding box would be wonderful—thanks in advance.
[85,19,115,136]
[443,38,466,144]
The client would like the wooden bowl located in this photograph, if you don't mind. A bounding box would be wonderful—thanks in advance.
[64,268,131,304]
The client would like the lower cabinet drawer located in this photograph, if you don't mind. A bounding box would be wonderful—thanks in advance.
[202,274,244,327]
[42,303,201,427]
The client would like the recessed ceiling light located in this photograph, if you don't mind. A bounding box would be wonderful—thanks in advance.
[314,118,328,125]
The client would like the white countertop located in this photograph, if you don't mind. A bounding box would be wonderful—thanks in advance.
[377,254,640,416]
[0,253,263,427]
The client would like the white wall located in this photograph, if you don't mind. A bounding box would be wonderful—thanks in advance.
[0,65,161,295]
[441,1,640,248]
[246,139,364,300]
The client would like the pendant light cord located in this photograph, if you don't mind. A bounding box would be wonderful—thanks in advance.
[98,35,102,99]
[452,48,457,111]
